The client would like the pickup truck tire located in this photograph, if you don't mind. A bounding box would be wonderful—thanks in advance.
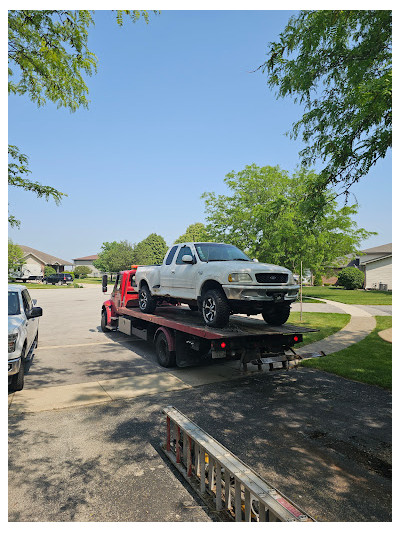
[262,303,291,325]
[155,331,176,367]
[201,289,230,328]
[11,346,25,392]
[139,285,157,314]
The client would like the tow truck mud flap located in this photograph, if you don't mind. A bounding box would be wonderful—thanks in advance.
[175,332,210,368]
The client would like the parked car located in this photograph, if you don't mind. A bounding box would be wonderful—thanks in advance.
[8,284,42,391]
[44,273,73,285]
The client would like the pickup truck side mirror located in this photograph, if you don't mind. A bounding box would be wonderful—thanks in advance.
[27,307,43,319]
[102,274,108,292]
[182,255,194,264]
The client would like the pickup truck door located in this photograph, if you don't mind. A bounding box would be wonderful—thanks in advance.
[172,245,198,300]
[159,245,179,293]
[111,274,122,309]
[21,289,37,351]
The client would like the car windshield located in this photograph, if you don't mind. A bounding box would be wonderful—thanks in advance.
[8,291,21,316]
[195,243,251,262]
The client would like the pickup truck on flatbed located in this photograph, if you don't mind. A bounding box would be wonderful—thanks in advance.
[101,268,317,369]
[135,242,300,328]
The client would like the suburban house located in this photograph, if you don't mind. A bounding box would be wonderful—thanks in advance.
[322,243,392,290]
[358,243,392,291]
[73,254,101,277]
[17,245,73,277]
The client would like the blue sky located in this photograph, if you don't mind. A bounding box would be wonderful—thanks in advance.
[8,9,392,262]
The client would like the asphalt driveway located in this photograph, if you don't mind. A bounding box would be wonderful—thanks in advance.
[8,285,392,522]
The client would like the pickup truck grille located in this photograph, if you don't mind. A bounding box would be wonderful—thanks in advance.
[255,273,288,284]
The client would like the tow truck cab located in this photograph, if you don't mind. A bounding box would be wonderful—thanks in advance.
[101,266,139,328]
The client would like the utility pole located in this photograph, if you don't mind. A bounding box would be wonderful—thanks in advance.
[300,261,303,322]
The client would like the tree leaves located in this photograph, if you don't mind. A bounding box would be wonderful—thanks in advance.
[261,10,392,195]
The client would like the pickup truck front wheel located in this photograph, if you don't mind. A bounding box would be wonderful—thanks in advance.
[139,284,157,314]
[10,346,25,392]
[262,303,291,325]
[202,289,230,328]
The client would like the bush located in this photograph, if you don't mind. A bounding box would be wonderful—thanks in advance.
[74,265,92,279]
[314,274,322,286]
[337,267,364,290]
[44,266,56,277]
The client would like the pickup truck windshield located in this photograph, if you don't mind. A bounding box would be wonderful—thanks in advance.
[8,291,20,316]
[195,243,251,262]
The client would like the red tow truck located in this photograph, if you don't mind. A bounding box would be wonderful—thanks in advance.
[101,267,319,369]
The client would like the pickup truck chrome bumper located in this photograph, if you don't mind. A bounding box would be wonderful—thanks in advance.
[8,356,21,376]
[222,284,300,302]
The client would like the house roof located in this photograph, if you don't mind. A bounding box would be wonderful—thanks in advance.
[362,254,392,265]
[361,243,392,254]
[18,245,73,266]
[73,254,99,261]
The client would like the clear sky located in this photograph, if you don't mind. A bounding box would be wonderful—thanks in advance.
[8,9,392,262]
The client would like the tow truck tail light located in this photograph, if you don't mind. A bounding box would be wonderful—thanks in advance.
[220,342,226,349]
[293,336,299,342]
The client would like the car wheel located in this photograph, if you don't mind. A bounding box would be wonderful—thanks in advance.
[11,346,26,392]
[201,289,230,328]
[262,303,291,325]
[155,331,176,367]
[139,284,157,314]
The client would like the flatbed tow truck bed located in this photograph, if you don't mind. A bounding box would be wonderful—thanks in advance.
[112,305,320,369]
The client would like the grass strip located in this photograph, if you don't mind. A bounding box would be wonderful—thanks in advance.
[301,316,392,389]
[288,312,351,347]
[302,286,392,305]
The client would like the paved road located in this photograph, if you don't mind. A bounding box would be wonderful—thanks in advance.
[8,286,392,522]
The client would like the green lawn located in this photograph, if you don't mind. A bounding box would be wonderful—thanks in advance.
[9,282,82,289]
[302,285,392,305]
[301,316,392,389]
[288,312,351,347]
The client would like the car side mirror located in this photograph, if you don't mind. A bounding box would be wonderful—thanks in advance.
[27,307,43,319]
[102,274,108,292]
[182,255,194,264]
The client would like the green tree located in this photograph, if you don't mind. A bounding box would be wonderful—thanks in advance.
[44,266,56,277]
[202,164,375,276]
[93,240,136,274]
[174,223,213,244]
[74,265,92,279]
[262,10,392,197]
[8,240,25,277]
[8,9,158,226]
[133,234,168,265]
[337,267,365,290]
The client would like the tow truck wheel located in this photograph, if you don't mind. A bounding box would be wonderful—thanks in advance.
[155,331,176,367]
[262,303,291,325]
[201,289,230,328]
[101,310,109,332]
[139,285,157,314]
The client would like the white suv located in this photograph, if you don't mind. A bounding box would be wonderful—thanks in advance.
[8,285,42,391]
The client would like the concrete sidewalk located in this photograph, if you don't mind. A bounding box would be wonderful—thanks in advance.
[296,298,376,356]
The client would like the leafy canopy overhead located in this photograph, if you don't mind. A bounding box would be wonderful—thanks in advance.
[8,240,25,276]
[262,10,392,195]
[202,164,375,275]
[8,10,157,226]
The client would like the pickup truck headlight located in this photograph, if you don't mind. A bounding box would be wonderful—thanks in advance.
[288,273,295,284]
[228,273,252,283]
[8,333,18,353]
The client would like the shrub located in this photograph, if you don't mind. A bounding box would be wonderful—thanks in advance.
[44,266,56,277]
[74,265,92,278]
[314,274,322,286]
[337,267,364,290]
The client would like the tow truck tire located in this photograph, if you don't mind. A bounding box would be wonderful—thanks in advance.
[201,289,230,328]
[155,331,176,367]
[101,310,109,332]
[139,284,157,314]
[11,346,25,392]
[262,303,291,325]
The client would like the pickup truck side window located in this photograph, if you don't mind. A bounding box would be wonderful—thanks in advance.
[113,275,121,292]
[176,246,195,265]
[165,245,178,265]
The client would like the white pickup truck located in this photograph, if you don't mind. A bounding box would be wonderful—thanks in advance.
[135,242,299,328]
